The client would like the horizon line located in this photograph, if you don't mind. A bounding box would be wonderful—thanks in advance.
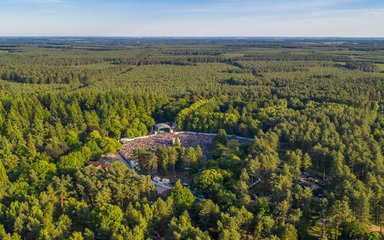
[1,35,384,39]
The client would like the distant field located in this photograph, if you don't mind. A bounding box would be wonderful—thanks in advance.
[222,53,244,58]
[377,63,384,72]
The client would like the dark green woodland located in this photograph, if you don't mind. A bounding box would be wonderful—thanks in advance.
[0,37,383,239]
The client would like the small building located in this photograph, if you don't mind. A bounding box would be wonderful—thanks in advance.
[154,123,173,134]
[162,178,170,184]
[153,176,161,182]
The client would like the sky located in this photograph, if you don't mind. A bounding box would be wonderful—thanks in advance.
[0,0,383,37]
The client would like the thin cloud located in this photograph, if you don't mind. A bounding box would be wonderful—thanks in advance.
[9,0,64,3]
[0,0,383,36]
[144,0,365,16]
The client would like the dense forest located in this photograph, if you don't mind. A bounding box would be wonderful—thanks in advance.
[0,37,383,239]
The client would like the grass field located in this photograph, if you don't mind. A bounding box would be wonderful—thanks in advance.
[222,53,245,58]
[377,64,384,72]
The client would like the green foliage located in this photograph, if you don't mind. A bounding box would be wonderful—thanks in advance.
[91,204,123,238]
[0,161,9,184]
[338,221,381,240]
[176,99,212,130]
[169,211,211,240]
[344,62,379,72]
[135,144,204,176]
[0,38,383,239]
[170,181,195,215]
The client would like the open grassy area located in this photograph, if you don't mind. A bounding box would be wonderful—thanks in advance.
[377,63,384,72]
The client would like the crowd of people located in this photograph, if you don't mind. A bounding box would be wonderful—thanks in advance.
[120,132,214,160]
[175,132,214,155]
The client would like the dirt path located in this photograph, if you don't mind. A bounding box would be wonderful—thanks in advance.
[116,151,132,169]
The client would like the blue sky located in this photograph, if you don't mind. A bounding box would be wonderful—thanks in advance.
[0,0,383,36]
